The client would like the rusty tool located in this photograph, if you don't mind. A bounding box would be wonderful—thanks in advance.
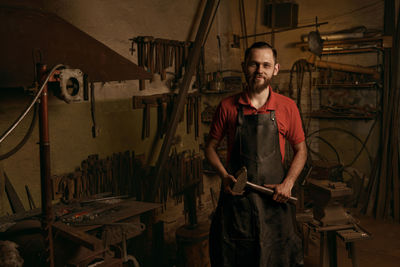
[136,36,145,90]
[194,94,200,139]
[157,96,168,138]
[142,98,154,139]
[186,96,193,134]
[233,167,298,204]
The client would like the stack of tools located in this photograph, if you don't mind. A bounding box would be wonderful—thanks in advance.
[52,151,147,201]
[130,36,196,90]
[132,92,201,140]
[155,150,203,212]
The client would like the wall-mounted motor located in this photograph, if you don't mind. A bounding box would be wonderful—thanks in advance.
[56,68,84,103]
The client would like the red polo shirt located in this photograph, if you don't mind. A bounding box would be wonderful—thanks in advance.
[209,86,305,163]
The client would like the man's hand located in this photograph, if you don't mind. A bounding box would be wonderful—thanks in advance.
[264,180,294,203]
[222,173,243,196]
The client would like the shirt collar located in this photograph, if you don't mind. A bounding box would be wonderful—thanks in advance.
[238,85,277,111]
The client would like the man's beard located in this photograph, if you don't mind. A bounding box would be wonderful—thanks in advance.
[247,74,272,94]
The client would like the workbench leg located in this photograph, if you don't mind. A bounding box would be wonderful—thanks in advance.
[327,231,337,267]
[319,231,337,267]
[303,224,310,256]
[346,242,359,267]
[319,232,329,267]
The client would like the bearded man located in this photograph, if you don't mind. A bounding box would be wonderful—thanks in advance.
[205,42,306,266]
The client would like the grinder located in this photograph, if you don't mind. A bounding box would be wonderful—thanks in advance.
[232,166,297,205]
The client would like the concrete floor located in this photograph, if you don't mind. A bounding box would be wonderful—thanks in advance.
[303,214,400,267]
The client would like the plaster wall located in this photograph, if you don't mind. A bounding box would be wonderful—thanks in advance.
[233,0,393,182]
[0,0,397,256]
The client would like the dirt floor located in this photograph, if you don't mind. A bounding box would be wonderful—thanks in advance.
[303,214,400,267]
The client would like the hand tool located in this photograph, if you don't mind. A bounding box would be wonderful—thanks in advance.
[142,98,153,139]
[136,36,145,90]
[186,96,193,134]
[157,96,168,138]
[194,95,200,139]
[233,166,298,204]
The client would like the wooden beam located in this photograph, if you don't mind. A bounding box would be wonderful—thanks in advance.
[53,222,103,251]
[149,0,217,201]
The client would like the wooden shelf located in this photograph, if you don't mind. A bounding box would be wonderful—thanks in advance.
[320,48,382,55]
[201,90,240,95]
[307,111,376,120]
[315,83,378,89]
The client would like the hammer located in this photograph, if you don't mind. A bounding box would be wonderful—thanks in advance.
[232,166,297,205]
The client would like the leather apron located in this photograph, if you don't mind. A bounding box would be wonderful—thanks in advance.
[209,106,303,267]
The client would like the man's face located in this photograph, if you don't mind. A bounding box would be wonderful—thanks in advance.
[242,48,280,93]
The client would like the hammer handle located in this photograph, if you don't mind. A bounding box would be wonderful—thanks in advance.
[246,181,298,205]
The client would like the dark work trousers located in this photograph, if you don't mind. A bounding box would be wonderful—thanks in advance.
[209,107,303,267]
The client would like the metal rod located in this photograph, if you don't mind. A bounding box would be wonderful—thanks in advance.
[239,22,328,39]
[37,64,54,267]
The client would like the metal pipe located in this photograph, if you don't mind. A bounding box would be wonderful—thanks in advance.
[307,55,380,79]
[302,32,364,42]
[239,22,328,39]
[37,64,54,267]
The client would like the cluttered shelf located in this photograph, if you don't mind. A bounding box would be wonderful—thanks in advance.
[307,109,377,120]
[295,35,391,55]
[315,82,379,90]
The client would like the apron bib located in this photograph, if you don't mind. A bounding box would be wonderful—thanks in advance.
[210,106,303,267]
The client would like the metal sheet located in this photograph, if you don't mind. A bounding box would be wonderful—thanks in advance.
[0,5,152,88]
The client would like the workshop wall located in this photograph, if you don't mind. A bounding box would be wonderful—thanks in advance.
[0,0,233,248]
[0,0,206,213]
[234,0,388,183]
[0,0,396,260]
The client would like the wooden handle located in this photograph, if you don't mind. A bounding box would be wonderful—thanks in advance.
[246,181,298,205]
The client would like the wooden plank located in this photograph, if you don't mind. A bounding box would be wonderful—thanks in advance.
[53,221,102,251]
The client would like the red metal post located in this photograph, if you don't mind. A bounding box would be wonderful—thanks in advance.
[37,64,55,267]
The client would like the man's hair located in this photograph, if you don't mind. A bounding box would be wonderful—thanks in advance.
[244,42,277,63]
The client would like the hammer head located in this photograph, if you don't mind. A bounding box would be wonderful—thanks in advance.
[232,166,248,193]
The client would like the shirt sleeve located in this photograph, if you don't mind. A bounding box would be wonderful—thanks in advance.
[287,103,305,146]
[208,102,227,142]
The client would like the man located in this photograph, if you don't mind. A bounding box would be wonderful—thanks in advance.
[205,42,306,266]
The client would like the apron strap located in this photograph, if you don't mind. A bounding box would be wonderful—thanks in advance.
[236,105,245,168]
[270,110,275,121]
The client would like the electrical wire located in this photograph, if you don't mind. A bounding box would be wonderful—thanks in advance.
[345,118,377,168]
[314,136,341,164]
[0,64,65,145]
[0,104,38,160]
[289,59,313,134]
[299,0,383,24]
[307,127,373,167]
